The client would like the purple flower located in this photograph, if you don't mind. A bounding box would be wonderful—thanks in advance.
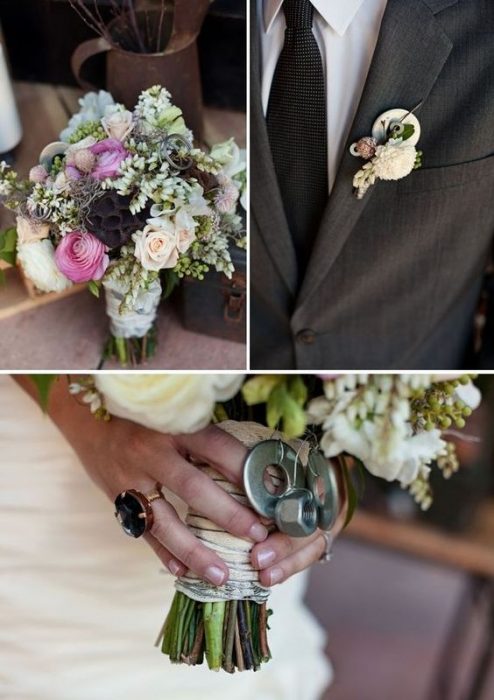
[65,165,82,181]
[89,138,129,180]
[55,231,109,283]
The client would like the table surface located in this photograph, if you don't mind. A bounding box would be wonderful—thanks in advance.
[0,82,246,370]
[346,499,494,579]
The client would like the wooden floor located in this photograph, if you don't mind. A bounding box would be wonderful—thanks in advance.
[0,82,246,369]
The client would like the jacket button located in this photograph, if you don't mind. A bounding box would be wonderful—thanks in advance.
[296,329,316,345]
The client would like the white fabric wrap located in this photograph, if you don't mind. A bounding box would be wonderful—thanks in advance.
[103,277,161,338]
[175,421,309,605]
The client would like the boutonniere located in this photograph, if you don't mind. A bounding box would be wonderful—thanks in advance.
[350,106,423,199]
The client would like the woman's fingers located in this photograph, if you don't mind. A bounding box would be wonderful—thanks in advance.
[144,533,187,577]
[149,497,230,586]
[175,424,248,485]
[252,531,327,587]
[155,444,268,543]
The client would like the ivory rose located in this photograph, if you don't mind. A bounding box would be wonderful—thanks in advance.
[55,231,109,283]
[17,239,72,293]
[133,219,179,271]
[101,109,134,141]
[94,374,245,434]
[134,210,198,271]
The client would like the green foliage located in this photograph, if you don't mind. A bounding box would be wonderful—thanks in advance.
[410,374,476,431]
[161,269,180,299]
[341,458,366,528]
[401,124,415,141]
[242,375,309,438]
[88,280,101,298]
[0,227,17,284]
[0,227,17,265]
[67,121,106,144]
[30,375,58,412]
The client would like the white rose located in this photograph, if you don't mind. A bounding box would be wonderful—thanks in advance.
[17,239,72,293]
[372,139,417,181]
[16,216,50,244]
[133,219,179,271]
[93,374,245,434]
[102,109,134,142]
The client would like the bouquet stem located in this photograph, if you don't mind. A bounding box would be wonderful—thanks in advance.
[100,324,158,367]
[159,592,272,673]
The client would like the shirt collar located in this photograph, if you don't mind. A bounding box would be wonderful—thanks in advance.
[264,0,367,37]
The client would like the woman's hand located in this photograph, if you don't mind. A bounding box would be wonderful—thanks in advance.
[16,376,268,587]
[16,375,347,589]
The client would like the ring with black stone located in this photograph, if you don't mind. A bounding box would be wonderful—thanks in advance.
[114,485,164,538]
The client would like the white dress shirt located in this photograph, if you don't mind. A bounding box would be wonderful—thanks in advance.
[259,0,389,192]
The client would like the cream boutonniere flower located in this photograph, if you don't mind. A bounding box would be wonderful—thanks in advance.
[350,107,423,199]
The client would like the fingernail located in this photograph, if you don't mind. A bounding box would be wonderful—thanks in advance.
[168,559,183,576]
[268,567,283,585]
[256,548,276,569]
[205,565,227,586]
[249,522,268,542]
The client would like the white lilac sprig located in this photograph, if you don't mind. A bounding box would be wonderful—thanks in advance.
[307,374,480,510]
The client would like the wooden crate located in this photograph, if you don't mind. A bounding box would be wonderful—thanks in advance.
[0,265,84,321]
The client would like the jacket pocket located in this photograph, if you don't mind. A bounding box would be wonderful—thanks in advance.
[396,153,494,194]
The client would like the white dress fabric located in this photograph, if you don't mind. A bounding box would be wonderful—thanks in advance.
[0,376,332,700]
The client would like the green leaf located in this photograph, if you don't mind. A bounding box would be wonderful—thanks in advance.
[0,268,4,286]
[88,280,100,298]
[30,374,58,412]
[0,227,17,266]
[281,393,307,438]
[242,375,284,405]
[288,375,308,406]
[266,382,307,438]
[401,124,415,142]
[162,270,180,300]
[266,383,286,429]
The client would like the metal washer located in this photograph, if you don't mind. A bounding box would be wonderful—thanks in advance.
[243,440,305,519]
[372,108,421,146]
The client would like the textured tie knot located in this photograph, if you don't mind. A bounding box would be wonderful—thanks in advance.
[283,0,314,29]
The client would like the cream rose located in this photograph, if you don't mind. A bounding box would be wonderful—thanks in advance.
[16,216,50,244]
[93,374,245,434]
[133,220,179,272]
[102,109,134,142]
[17,239,72,293]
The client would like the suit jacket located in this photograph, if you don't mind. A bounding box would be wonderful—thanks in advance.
[250,0,494,370]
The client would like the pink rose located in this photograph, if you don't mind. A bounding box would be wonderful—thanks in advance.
[55,231,109,283]
[89,138,128,179]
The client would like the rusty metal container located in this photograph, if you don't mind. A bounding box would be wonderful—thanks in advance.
[71,1,210,140]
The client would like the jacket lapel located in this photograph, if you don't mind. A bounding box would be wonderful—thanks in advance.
[295,0,454,310]
[250,1,299,296]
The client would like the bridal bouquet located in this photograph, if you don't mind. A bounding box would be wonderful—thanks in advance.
[44,372,480,673]
[0,87,246,366]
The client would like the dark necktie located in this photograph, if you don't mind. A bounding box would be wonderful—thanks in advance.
[266,0,328,276]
